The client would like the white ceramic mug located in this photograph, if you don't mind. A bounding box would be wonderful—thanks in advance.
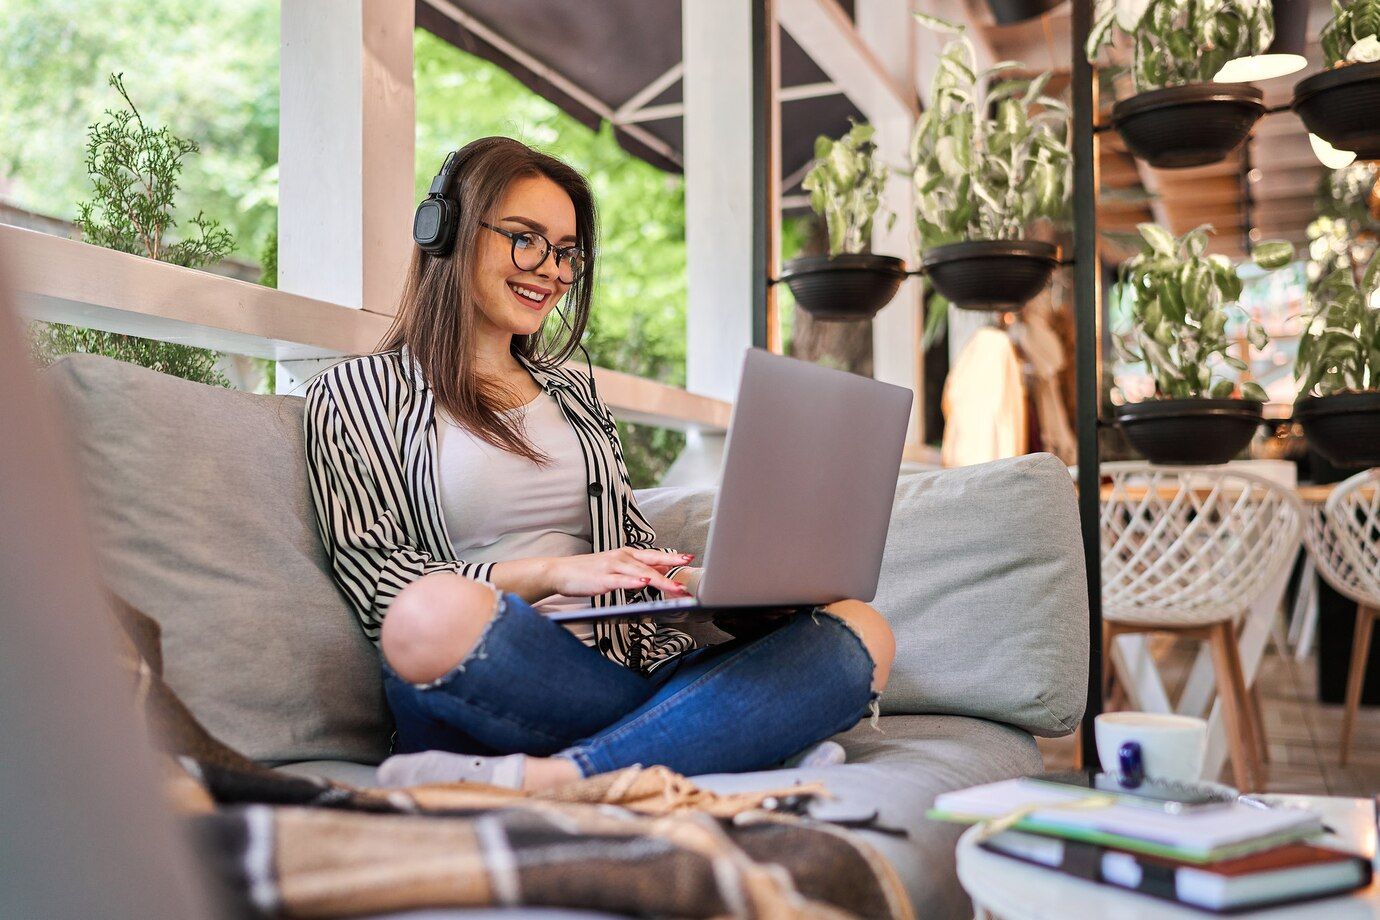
[1095,712,1208,784]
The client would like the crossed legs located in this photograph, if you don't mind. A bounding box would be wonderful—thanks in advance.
[380,572,895,791]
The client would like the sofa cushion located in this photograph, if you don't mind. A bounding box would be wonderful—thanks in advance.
[635,452,1089,737]
[280,713,1041,920]
[48,356,390,764]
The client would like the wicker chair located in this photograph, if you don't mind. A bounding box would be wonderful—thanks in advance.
[1100,463,1304,792]
[1303,469,1380,766]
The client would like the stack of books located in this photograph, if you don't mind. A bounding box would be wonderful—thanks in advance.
[931,777,1373,913]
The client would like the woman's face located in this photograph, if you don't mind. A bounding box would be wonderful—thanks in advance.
[472,174,577,340]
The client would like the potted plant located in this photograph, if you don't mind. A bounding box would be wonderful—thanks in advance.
[1294,248,1380,467]
[1114,223,1293,464]
[1087,0,1274,168]
[1294,0,1380,161]
[910,13,1070,317]
[779,122,908,322]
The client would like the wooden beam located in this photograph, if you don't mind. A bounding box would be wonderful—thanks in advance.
[778,0,918,126]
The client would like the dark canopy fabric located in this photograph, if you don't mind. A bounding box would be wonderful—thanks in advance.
[416,0,864,205]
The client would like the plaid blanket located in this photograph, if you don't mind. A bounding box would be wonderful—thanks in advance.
[113,596,913,919]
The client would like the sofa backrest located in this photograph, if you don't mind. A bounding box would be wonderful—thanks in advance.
[637,453,1089,737]
[49,355,391,765]
[50,355,1088,762]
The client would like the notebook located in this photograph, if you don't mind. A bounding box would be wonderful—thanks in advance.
[930,778,1324,863]
[981,830,1372,912]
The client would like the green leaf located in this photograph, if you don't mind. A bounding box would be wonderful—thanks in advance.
[1250,240,1294,271]
[1246,321,1268,349]
[1211,379,1236,398]
[1241,381,1268,402]
[913,10,965,34]
[922,292,951,349]
[1137,222,1176,258]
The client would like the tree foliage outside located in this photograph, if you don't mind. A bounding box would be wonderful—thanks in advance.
[29,69,236,388]
[2,9,805,484]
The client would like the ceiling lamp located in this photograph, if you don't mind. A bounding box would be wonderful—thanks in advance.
[1310,132,1358,169]
[1214,0,1309,83]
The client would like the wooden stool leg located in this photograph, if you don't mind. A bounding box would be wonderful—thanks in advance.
[1207,621,1261,793]
[1340,605,1377,768]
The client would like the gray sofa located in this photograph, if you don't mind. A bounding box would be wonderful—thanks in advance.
[50,354,1089,919]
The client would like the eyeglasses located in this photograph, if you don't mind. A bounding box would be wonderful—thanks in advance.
[479,221,586,284]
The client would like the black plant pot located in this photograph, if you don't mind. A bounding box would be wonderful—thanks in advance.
[778,253,909,321]
[1111,83,1265,168]
[1116,398,1264,465]
[1294,62,1380,161]
[985,0,1063,25]
[1296,392,1380,468]
[920,239,1059,311]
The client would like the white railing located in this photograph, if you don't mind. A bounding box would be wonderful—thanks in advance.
[3,224,732,433]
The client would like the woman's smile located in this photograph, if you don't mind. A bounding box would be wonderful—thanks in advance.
[507,279,553,311]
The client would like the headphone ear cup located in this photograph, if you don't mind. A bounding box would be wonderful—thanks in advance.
[413,196,459,254]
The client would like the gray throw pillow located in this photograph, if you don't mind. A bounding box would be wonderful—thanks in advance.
[48,356,391,765]
[636,452,1088,737]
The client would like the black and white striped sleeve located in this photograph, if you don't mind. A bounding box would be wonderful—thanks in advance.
[303,374,492,639]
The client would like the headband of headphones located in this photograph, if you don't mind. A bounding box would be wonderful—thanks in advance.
[412,144,484,255]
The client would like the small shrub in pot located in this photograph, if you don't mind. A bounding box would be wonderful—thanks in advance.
[779,122,908,321]
[910,12,1069,334]
[1086,0,1274,168]
[1114,223,1293,465]
[1294,247,1380,467]
[1294,0,1380,161]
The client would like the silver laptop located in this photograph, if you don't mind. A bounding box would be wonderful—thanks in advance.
[549,348,913,623]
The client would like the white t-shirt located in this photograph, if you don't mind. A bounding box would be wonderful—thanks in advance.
[436,389,595,638]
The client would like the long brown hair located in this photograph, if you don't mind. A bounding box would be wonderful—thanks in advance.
[379,136,596,463]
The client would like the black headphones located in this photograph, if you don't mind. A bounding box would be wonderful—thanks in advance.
[413,143,485,256]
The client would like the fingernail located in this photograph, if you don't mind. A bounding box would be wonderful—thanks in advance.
[641,577,651,583]
[681,554,694,561]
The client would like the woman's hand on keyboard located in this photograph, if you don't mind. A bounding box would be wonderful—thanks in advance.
[545,548,693,598]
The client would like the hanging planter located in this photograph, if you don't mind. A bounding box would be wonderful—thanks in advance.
[1293,248,1380,467]
[985,0,1063,26]
[920,240,1059,311]
[1117,398,1263,465]
[1294,62,1380,162]
[1296,393,1380,468]
[1088,0,1276,167]
[1114,224,1293,465]
[1295,0,1380,161]
[909,13,1071,329]
[1111,83,1264,169]
[789,123,903,321]
[778,253,909,321]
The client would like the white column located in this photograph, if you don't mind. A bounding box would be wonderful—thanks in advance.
[858,0,922,443]
[683,0,756,403]
[277,0,414,392]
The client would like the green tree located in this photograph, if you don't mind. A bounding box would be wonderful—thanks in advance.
[0,0,279,260]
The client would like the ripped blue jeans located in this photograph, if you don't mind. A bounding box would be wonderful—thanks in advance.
[381,591,878,778]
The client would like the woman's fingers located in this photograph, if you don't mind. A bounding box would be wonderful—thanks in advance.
[615,560,687,595]
[630,548,694,567]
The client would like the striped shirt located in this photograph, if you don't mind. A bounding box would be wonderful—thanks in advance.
[303,348,694,672]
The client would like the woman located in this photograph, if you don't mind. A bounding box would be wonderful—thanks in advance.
[304,136,894,793]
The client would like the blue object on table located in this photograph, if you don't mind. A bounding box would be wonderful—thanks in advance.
[1118,741,1144,788]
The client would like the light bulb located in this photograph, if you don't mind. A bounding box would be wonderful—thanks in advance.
[1310,133,1358,170]
[1214,54,1308,83]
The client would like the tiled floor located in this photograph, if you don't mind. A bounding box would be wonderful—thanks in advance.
[1038,638,1380,796]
